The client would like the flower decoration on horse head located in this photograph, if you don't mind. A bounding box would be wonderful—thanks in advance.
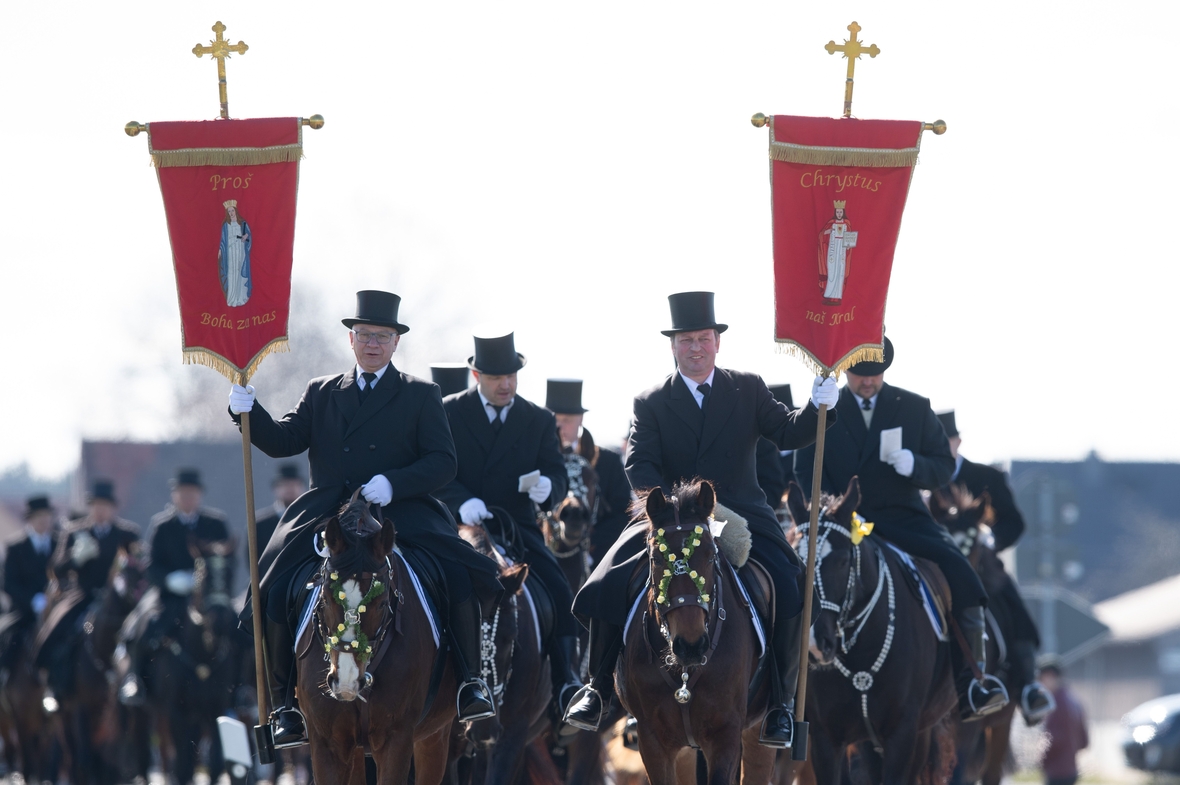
[653,523,710,607]
[850,512,875,545]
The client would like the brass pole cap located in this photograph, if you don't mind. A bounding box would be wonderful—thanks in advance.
[751,113,769,128]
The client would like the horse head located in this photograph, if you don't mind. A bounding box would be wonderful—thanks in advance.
[319,490,395,702]
[550,460,598,549]
[787,477,862,667]
[929,486,995,572]
[643,479,719,667]
[458,526,529,750]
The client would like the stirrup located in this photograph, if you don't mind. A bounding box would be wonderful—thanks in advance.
[1021,682,1055,724]
[562,684,605,732]
[759,706,795,749]
[457,678,496,722]
[270,706,309,750]
[966,674,1009,719]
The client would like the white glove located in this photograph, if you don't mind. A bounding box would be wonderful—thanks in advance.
[459,498,493,525]
[811,376,839,409]
[528,475,553,504]
[229,384,256,414]
[165,570,195,595]
[70,532,100,565]
[885,449,915,477]
[361,474,393,506]
[31,593,47,615]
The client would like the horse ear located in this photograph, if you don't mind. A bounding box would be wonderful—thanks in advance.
[645,488,668,521]
[927,488,951,522]
[786,482,809,528]
[500,563,529,596]
[375,516,395,559]
[696,480,716,519]
[324,516,343,553]
[835,477,861,524]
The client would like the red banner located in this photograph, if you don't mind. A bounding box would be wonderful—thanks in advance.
[147,117,302,382]
[768,116,923,374]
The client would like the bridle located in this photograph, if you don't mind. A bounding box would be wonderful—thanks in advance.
[798,510,895,753]
[478,592,518,711]
[547,453,599,562]
[313,555,400,698]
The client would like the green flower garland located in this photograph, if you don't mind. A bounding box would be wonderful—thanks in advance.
[653,525,711,607]
[324,570,385,665]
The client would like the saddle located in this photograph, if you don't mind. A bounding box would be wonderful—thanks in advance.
[883,545,950,640]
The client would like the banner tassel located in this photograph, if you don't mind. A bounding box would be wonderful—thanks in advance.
[182,338,290,384]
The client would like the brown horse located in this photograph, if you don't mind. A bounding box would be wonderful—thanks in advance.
[786,479,957,785]
[455,523,544,783]
[617,479,774,785]
[298,494,457,785]
[928,488,1017,785]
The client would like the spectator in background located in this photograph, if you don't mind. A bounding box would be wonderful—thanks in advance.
[1040,660,1088,785]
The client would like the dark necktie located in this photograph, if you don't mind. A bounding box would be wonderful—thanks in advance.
[359,372,378,402]
[862,397,872,411]
[861,396,873,428]
[697,383,711,412]
[489,404,504,433]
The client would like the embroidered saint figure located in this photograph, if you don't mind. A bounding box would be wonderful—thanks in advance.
[218,200,252,308]
[818,201,857,305]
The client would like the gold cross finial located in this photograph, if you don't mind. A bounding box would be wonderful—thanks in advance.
[192,21,249,119]
[824,21,880,118]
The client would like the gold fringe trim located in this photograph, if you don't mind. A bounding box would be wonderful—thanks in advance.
[769,142,919,168]
[182,338,290,384]
[150,145,303,168]
[775,340,884,378]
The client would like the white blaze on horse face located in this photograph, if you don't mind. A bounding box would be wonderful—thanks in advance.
[809,624,823,661]
[330,579,364,700]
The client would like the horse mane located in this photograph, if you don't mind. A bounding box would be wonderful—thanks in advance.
[325,496,389,575]
[630,479,712,524]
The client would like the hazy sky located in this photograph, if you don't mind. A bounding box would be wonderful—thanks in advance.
[4,1,1178,477]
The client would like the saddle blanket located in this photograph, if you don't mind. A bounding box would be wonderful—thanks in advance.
[296,548,440,651]
[622,564,766,658]
[884,543,947,640]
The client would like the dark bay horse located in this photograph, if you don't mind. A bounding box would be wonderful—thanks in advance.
[618,479,774,785]
[928,489,1017,785]
[456,523,543,784]
[786,479,957,785]
[299,494,457,785]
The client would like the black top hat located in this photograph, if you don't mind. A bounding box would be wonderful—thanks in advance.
[273,463,305,486]
[24,495,52,519]
[546,379,587,414]
[847,336,894,376]
[468,333,527,375]
[768,384,795,410]
[341,290,410,334]
[937,411,959,438]
[171,468,204,490]
[661,292,729,337]
[88,479,117,505]
[430,364,471,397]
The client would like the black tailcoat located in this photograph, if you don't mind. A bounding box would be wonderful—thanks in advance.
[757,437,788,511]
[575,368,828,626]
[589,445,633,558]
[4,535,56,621]
[55,518,140,596]
[948,457,1026,552]
[234,364,501,609]
[437,388,567,529]
[793,382,986,608]
[146,509,230,601]
[253,504,284,554]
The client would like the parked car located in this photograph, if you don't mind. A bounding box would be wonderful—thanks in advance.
[1124,693,1180,773]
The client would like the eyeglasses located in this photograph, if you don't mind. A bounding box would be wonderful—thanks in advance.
[353,330,395,345]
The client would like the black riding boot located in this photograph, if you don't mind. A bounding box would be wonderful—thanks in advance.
[450,595,496,722]
[1009,639,1054,724]
[563,618,622,732]
[760,609,802,749]
[550,635,585,736]
[266,619,308,748]
[955,607,1008,721]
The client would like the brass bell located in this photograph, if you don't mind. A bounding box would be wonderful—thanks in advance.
[674,671,691,704]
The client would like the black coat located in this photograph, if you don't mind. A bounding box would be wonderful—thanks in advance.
[438,388,567,531]
[253,504,284,554]
[4,535,55,621]
[235,364,500,600]
[625,368,828,531]
[793,383,954,523]
[949,457,1026,552]
[590,445,633,557]
[54,518,139,596]
[146,509,230,601]
[757,437,788,511]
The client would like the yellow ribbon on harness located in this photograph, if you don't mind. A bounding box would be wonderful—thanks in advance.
[850,513,875,545]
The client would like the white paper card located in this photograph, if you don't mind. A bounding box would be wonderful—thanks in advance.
[517,470,541,493]
[879,427,903,462]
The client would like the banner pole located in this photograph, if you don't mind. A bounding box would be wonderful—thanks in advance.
[793,386,830,761]
[238,372,272,759]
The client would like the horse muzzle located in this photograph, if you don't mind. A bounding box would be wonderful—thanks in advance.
[671,633,710,667]
[808,625,837,667]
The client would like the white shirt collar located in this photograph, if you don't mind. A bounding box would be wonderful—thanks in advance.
[28,530,51,553]
[355,364,389,389]
[478,391,515,422]
[177,510,200,526]
[678,368,716,409]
